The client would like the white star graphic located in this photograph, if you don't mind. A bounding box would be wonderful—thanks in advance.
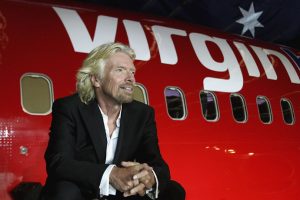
[236,2,264,37]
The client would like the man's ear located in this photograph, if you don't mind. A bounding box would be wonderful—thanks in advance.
[90,75,101,87]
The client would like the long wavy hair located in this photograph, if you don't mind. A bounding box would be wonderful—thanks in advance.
[76,42,136,104]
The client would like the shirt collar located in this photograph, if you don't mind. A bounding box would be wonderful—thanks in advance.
[98,105,122,128]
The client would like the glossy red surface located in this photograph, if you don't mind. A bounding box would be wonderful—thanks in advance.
[0,0,300,199]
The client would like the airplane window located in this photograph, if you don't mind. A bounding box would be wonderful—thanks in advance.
[280,98,295,125]
[230,93,247,123]
[133,83,149,105]
[200,91,219,121]
[164,87,187,120]
[256,96,272,124]
[20,73,53,115]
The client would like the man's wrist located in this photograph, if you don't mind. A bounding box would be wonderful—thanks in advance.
[150,169,159,199]
[100,165,116,196]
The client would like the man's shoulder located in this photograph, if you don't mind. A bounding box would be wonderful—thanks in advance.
[125,100,154,112]
[55,93,79,103]
[53,93,83,108]
[123,101,155,122]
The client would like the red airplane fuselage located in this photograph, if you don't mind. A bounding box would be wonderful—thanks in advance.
[0,1,300,199]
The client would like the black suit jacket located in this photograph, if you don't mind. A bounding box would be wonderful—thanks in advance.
[43,93,170,197]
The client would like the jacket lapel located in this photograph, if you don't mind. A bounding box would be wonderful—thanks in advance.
[79,100,107,163]
[113,103,130,164]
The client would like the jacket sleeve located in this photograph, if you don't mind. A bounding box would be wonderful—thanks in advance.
[136,107,171,194]
[44,99,108,193]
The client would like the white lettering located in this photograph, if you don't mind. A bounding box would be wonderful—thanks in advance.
[123,20,150,61]
[152,26,187,65]
[190,33,243,92]
[281,48,300,72]
[251,46,277,80]
[264,49,300,84]
[53,7,117,53]
[53,6,300,91]
[234,42,260,77]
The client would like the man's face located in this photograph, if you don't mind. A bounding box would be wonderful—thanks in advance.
[100,52,136,104]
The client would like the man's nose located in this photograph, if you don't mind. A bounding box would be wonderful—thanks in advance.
[126,71,135,83]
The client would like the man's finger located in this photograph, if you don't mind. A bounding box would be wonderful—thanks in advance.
[139,175,153,189]
[126,180,134,188]
[137,187,146,196]
[121,161,139,167]
[130,183,145,196]
[133,169,149,180]
[141,163,153,171]
[123,191,131,197]
[133,178,139,186]
[131,163,146,172]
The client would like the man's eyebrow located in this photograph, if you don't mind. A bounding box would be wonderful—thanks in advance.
[116,66,136,70]
[115,66,127,70]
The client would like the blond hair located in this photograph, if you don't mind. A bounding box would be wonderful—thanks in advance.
[76,42,136,104]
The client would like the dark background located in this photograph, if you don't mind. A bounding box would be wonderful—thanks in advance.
[77,0,300,50]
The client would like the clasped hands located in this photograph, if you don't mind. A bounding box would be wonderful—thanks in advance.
[109,161,155,197]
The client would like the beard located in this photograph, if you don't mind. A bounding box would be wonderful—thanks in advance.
[101,81,134,104]
[115,91,133,104]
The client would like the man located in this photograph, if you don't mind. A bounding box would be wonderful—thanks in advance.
[41,42,185,200]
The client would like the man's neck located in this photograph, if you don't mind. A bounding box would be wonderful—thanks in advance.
[97,98,121,137]
[98,99,121,119]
